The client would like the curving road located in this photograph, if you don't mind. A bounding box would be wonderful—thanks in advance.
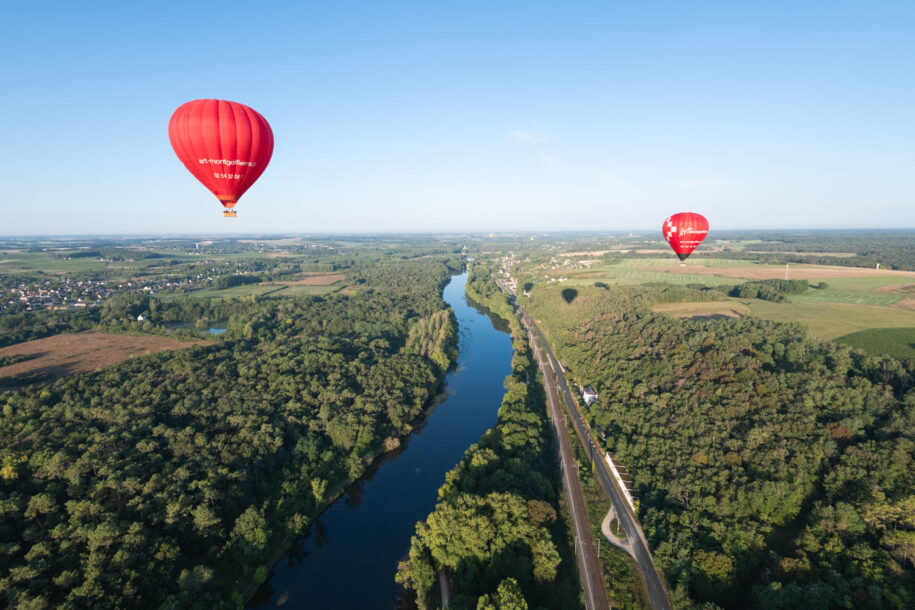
[498,277,673,610]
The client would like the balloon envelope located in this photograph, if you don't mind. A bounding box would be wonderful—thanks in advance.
[662,212,709,261]
[168,99,274,213]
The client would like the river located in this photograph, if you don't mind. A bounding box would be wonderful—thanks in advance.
[249,271,514,609]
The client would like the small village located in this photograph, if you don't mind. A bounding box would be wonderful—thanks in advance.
[1,277,197,312]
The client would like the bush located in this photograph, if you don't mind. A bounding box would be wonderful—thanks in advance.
[729,279,808,302]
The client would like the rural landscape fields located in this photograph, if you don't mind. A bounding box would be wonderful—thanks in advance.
[533,247,915,360]
[507,232,915,607]
[2,231,914,609]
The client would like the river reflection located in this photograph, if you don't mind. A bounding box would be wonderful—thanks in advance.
[249,272,514,609]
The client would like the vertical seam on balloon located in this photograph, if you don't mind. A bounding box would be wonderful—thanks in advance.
[177,103,195,174]
[234,103,251,199]
[194,100,213,196]
[185,100,205,189]
[203,99,221,199]
[225,100,237,201]
[214,99,226,199]
[244,106,257,199]
[179,103,196,176]
[221,100,238,204]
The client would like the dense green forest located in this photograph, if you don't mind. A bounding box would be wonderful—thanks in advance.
[0,257,460,609]
[396,264,582,610]
[524,283,915,609]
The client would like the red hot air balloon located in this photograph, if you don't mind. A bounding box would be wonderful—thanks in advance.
[168,99,274,217]
[662,212,709,262]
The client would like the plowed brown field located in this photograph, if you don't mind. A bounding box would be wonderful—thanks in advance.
[0,331,209,382]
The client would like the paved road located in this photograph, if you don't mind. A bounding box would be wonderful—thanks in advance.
[497,278,673,610]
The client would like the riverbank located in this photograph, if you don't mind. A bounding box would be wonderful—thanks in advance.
[239,374,453,603]
[395,261,582,609]
[248,271,515,608]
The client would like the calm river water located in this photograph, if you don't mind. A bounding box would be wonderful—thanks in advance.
[249,271,513,609]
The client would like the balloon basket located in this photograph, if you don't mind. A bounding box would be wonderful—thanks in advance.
[223,210,237,218]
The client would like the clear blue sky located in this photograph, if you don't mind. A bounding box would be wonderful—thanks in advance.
[2,1,913,235]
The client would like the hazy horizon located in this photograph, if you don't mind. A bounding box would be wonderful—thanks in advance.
[4,227,915,240]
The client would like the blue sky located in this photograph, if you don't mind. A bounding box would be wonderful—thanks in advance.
[2,1,913,235]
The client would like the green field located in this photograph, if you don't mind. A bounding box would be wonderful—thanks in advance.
[182,284,283,298]
[552,257,915,305]
[0,251,161,276]
[530,256,915,348]
[267,284,343,297]
[553,257,745,287]
[652,300,750,318]
[836,327,915,361]
[746,300,915,340]
[790,276,911,306]
[183,282,343,299]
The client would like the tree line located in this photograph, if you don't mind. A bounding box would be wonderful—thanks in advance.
[524,282,914,609]
[0,257,460,609]
[396,263,582,610]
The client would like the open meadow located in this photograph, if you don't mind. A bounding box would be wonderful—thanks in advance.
[182,272,348,299]
[651,300,750,319]
[537,255,915,357]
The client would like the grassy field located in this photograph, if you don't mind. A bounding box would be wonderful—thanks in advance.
[549,257,915,288]
[183,281,344,299]
[0,251,158,276]
[744,250,857,257]
[276,272,347,286]
[651,301,750,319]
[791,289,902,306]
[182,284,284,298]
[549,258,742,287]
[268,284,342,297]
[532,256,915,351]
[836,328,915,361]
[746,300,915,340]
[550,257,915,305]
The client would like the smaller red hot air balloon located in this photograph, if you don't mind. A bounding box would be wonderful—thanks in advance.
[662,212,709,262]
[168,99,274,217]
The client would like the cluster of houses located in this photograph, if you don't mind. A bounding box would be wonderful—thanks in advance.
[500,254,519,293]
[548,256,594,271]
[2,257,277,313]
[1,277,197,312]
[525,254,594,285]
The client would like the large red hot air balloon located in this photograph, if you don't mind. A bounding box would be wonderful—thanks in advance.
[662,212,709,261]
[168,99,274,217]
